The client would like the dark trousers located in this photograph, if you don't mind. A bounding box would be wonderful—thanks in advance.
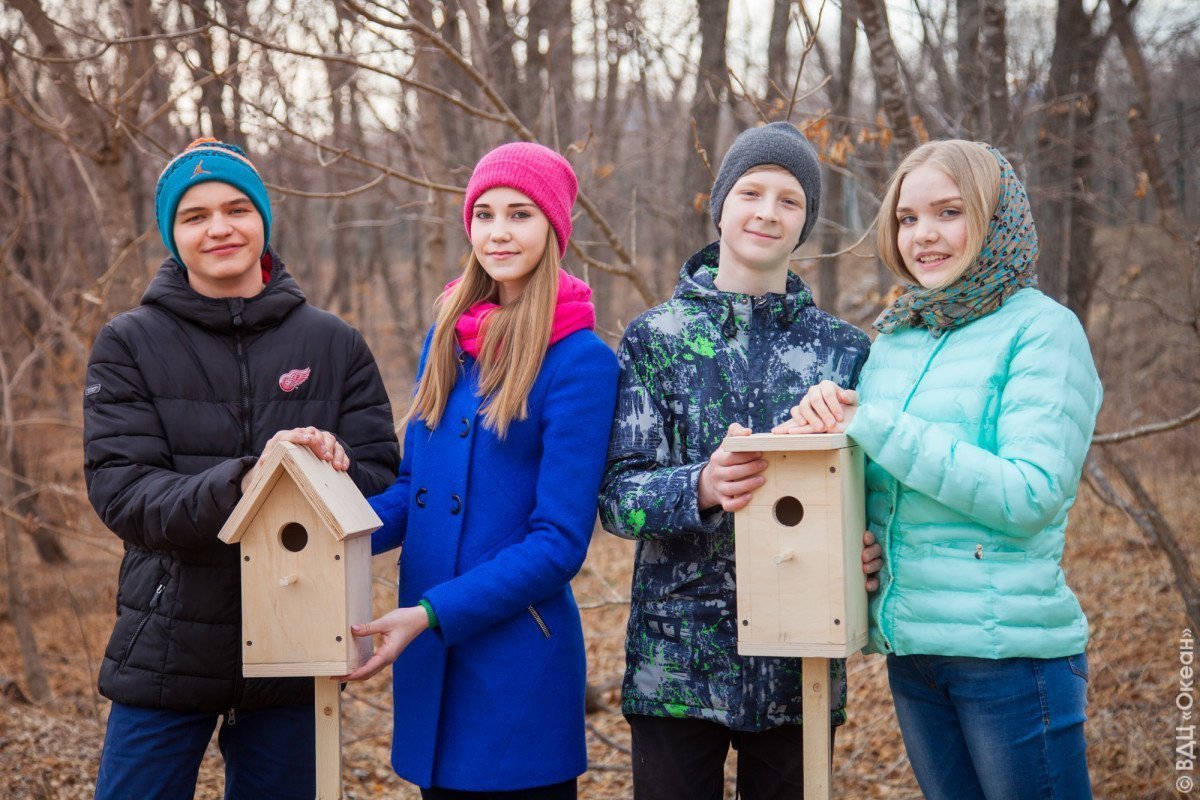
[94,702,315,800]
[628,714,834,800]
[421,778,577,800]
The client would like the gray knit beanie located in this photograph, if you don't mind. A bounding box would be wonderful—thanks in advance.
[709,122,822,249]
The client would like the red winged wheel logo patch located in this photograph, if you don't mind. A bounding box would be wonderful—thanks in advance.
[278,367,311,393]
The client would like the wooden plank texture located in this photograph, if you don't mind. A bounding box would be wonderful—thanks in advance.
[314,677,342,800]
[723,432,850,452]
[802,656,832,800]
[838,446,869,653]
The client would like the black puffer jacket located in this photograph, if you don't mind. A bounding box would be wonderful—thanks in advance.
[83,253,399,713]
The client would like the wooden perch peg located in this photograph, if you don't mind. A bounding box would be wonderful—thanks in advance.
[279,574,298,587]
[773,549,796,565]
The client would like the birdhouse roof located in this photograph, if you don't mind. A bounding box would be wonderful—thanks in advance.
[218,441,382,545]
[723,432,850,452]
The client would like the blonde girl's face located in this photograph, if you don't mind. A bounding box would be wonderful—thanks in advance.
[470,187,551,306]
[895,164,971,290]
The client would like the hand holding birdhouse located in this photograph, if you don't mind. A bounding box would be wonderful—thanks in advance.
[240,426,351,493]
[772,380,859,435]
[337,606,431,682]
[698,423,770,513]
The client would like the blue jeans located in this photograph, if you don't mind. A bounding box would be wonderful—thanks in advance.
[95,702,315,800]
[886,653,1092,800]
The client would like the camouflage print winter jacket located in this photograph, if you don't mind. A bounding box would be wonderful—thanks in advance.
[599,242,871,731]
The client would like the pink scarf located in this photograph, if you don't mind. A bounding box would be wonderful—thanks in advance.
[452,269,596,358]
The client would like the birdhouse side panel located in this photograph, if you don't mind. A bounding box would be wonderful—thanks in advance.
[838,445,869,654]
[343,535,374,671]
[240,479,350,675]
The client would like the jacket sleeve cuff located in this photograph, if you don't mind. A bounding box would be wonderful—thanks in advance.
[418,598,439,629]
[224,456,259,506]
[679,461,726,533]
[845,403,889,459]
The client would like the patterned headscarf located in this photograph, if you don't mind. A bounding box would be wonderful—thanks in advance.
[873,146,1039,336]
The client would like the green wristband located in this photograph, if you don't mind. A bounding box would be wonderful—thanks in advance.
[418,598,439,629]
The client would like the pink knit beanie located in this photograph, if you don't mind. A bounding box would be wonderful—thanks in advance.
[463,142,578,258]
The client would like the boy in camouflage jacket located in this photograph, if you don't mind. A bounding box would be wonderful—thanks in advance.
[600,123,877,798]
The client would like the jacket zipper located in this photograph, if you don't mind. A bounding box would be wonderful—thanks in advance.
[119,580,166,669]
[528,605,552,638]
[230,301,250,714]
[231,308,252,456]
[876,332,953,652]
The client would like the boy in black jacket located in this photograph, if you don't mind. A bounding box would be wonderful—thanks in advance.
[84,138,399,799]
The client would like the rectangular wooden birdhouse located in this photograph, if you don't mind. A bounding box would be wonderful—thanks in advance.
[724,433,867,658]
[218,441,381,678]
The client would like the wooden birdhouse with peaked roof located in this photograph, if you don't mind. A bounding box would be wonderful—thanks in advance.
[724,432,868,657]
[219,441,380,678]
[723,431,869,800]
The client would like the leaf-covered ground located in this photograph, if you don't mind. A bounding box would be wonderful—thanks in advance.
[0,476,1193,798]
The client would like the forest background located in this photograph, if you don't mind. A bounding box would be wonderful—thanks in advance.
[1,0,1198,797]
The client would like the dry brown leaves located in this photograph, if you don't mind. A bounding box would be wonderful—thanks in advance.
[1,487,1192,798]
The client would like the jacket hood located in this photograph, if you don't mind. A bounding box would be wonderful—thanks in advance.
[141,248,306,333]
[673,241,816,336]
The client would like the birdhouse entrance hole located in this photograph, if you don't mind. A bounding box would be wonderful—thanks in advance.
[773,496,804,527]
[280,522,309,552]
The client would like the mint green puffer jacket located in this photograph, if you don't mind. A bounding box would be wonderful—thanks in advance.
[845,288,1102,659]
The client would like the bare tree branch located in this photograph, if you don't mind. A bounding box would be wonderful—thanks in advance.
[1092,405,1200,444]
[797,224,878,262]
[1091,448,1200,632]
[194,2,510,124]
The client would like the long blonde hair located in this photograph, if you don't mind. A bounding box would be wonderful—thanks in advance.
[874,140,1002,288]
[402,228,561,438]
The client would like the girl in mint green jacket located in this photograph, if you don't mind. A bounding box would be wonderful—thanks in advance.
[778,141,1101,799]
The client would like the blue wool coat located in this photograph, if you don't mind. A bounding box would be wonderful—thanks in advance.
[846,288,1102,659]
[369,328,618,791]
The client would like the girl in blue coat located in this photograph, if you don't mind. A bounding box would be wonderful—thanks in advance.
[340,142,618,799]
[777,141,1102,799]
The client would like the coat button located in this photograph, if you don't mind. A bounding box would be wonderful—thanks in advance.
[415,488,427,508]
[450,494,462,515]
[459,417,470,438]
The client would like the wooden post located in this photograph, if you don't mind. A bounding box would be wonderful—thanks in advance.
[315,678,342,800]
[723,433,864,797]
[802,656,832,799]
